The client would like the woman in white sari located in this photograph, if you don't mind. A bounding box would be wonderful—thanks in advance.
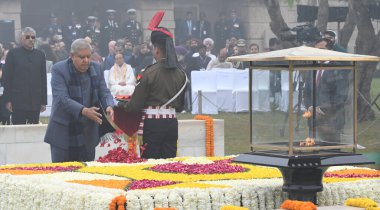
[108,53,136,96]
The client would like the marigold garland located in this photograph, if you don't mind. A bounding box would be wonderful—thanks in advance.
[325,169,380,178]
[0,169,55,175]
[345,198,379,209]
[0,162,85,169]
[127,134,138,156]
[68,179,131,190]
[109,195,127,210]
[220,205,249,210]
[280,200,317,210]
[194,115,214,157]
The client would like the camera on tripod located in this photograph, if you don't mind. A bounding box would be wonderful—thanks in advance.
[280,24,321,45]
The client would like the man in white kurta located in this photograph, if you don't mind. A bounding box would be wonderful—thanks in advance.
[108,53,136,96]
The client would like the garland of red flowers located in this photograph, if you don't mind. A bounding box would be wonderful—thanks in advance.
[97,147,146,163]
[109,195,127,210]
[149,159,245,174]
[194,115,214,157]
[280,200,317,210]
[127,179,177,190]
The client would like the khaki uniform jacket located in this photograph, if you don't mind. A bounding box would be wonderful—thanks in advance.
[123,60,186,112]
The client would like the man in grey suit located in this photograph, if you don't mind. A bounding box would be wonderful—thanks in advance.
[45,39,114,162]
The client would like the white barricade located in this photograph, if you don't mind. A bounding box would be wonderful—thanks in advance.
[215,69,236,112]
[233,69,250,112]
[191,71,218,114]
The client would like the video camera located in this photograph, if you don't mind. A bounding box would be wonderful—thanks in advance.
[280,24,321,45]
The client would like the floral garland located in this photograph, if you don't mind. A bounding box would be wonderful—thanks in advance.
[345,198,379,209]
[98,147,146,163]
[128,180,178,190]
[194,115,214,157]
[325,169,380,178]
[149,159,245,174]
[109,195,127,210]
[220,205,249,210]
[280,200,317,210]
[68,179,131,190]
[127,134,138,156]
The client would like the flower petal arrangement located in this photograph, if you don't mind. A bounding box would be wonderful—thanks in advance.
[0,156,379,209]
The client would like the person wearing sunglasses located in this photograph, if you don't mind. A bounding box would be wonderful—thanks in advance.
[2,27,47,125]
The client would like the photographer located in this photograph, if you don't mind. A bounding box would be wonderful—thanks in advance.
[322,30,347,52]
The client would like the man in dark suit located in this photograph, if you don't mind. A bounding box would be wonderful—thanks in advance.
[2,27,47,124]
[229,9,245,39]
[44,39,114,162]
[198,12,211,41]
[304,38,349,143]
[178,11,198,43]
[214,12,230,52]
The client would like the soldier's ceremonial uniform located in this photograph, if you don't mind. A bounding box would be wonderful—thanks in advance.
[83,16,101,46]
[63,12,83,49]
[120,11,187,159]
[122,9,143,45]
[101,9,120,56]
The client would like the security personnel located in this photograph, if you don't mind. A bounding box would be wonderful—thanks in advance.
[63,12,83,49]
[100,9,120,56]
[120,11,187,159]
[122,9,143,45]
[83,16,101,47]
[43,13,63,41]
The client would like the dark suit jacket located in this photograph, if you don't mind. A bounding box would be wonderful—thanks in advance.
[44,59,114,149]
[198,20,211,40]
[229,18,245,39]
[178,19,198,42]
[2,47,47,111]
[304,69,349,130]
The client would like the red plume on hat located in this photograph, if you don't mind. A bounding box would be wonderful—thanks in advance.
[147,10,173,38]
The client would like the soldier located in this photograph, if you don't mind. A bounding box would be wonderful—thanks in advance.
[63,12,83,50]
[43,13,63,42]
[100,9,120,56]
[119,11,187,159]
[122,9,143,45]
[214,12,230,52]
[83,16,101,47]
